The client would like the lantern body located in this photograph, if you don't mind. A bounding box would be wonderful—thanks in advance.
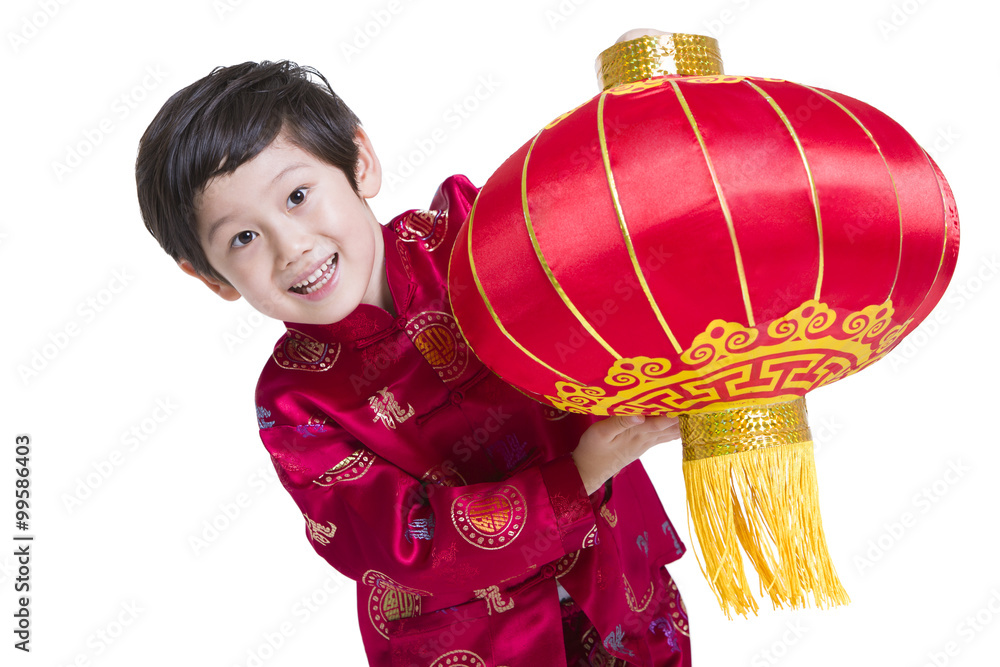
[448,75,959,416]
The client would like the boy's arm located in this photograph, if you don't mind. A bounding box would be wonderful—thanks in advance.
[259,419,598,599]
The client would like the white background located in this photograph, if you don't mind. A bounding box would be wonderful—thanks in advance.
[3,0,998,665]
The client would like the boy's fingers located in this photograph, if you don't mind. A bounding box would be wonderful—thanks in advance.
[632,414,678,434]
[590,414,679,442]
[590,414,644,440]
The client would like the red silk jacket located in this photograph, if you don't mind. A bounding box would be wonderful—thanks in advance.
[254,176,689,666]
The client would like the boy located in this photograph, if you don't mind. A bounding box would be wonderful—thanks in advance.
[136,60,690,666]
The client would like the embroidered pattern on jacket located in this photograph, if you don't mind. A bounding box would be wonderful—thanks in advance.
[256,405,274,429]
[428,649,485,667]
[422,462,467,487]
[665,577,691,637]
[583,525,599,548]
[603,624,635,657]
[273,329,340,372]
[312,448,375,486]
[581,627,626,666]
[451,486,525,550]
[473,585,515,615]
[404,515,435,542]
[600,504,618,527]
[405,311,469,382]
[303,513,336,545]
[636,530,649,556]
[361,570,428,639]
[623,574,655,613]
[486,433,529,471]
[649,617,682,651]
[548,549,580,580]
[542,405,570,421]
[368,387,414,429]
[295,424,328,438]
[662,519,683,554]
[393,209,448,251]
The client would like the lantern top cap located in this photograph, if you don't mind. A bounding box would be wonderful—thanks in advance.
[595,31,724,90]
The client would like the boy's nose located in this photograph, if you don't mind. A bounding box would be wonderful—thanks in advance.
[275,225,314,268]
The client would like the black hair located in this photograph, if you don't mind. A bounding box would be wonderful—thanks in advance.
[135,60,362,282]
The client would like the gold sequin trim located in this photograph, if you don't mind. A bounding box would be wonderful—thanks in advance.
[679,397,811,461]
[596,33,723,89]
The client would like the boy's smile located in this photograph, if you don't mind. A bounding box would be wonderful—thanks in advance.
[182,128,393,324]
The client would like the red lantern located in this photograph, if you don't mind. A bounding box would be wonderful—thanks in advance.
[448,33,959,616]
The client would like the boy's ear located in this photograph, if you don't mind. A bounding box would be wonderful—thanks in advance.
[354,126,382,199]
[177,259,242,301]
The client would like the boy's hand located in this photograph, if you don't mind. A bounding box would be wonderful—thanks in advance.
[571,414,680,495]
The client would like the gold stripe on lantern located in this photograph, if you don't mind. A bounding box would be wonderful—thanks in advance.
[465,197,586,385]
[744,80,827,302]
[596,90,683,354]
[670,79,757,326]
[521,131,624,361]
[800,84,907,304]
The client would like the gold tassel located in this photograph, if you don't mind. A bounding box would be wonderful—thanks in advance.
[680,398,850,618]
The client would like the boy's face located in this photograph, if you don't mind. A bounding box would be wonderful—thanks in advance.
[183,129,389,325]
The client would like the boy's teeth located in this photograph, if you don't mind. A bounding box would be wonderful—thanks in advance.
[291,255,336,293]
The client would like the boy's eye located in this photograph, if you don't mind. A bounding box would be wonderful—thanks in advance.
[231,230,258,248]
[287,188,307,208]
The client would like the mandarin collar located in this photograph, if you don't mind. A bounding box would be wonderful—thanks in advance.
[281,219,415,345]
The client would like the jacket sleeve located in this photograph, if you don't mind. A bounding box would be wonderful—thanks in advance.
[259,419,598,598]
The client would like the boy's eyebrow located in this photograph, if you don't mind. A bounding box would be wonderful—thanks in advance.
[271,162,309,185]
[206,215,233,244]
[205,162,311,244]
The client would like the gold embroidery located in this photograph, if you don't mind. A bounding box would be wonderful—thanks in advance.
[542,405,570,421]
[547,299,911,415]
[368,387,414,430]
[553,550,580,579]
[583,525,599,548]
[273,329,340,372]
[665,578,690,637]
[473,585,515,614]
[600,505,618,527]
[605,77,672,95]
[623,575,655,613]
[394,209,448,251]
[422,462,467,487]
[303,513,336,545]
[429,650,486,667]
[451,486,526,550]
[361,571,430,639]
[312,448,375,486]
[406,311,469,382]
